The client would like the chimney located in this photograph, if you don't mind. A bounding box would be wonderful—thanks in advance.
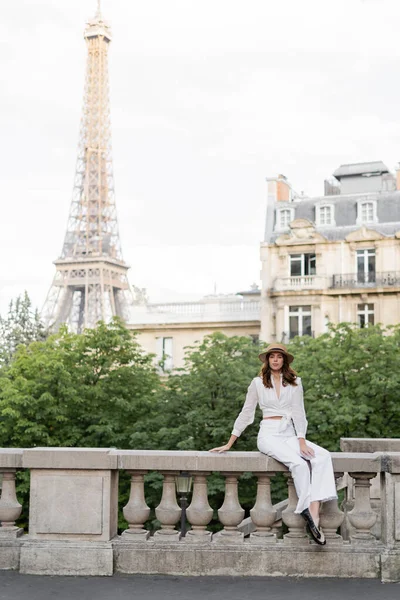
[266,174,292,202]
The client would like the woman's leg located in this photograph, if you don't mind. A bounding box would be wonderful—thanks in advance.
[257,432,312,514]
[307,440,337,524]
[309,501,320,525]
[285,437,337,523]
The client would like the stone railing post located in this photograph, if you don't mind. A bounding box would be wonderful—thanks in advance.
[319,473,345,543]
[347,472,377,542]
[185,472,213,543]
[214,472,245,543]
[20,448,119,577]
[154,472,181,542]
[281,474,308,544]
[249,473,277,544]
[121,471,150,541]
[0,470,23,537]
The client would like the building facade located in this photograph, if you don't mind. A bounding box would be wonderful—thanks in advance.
[261,162,400,342]
[128,288,260,372]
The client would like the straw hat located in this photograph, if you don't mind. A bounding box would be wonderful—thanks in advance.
[258,343,294,364]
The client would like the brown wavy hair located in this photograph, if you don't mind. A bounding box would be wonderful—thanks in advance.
[260,352,298,388]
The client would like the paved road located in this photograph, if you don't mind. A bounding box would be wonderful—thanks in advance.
[0,573,398,600]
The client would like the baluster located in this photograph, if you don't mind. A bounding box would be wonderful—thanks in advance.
[214,473,245,544]
[0,470,23,538]
[281,474,308,544]
[347,472,377,542]
[121,471,150,541]
[319,473,345,543]
[154,472,181,542]
[249,473,277,544]
[185,472,213,543]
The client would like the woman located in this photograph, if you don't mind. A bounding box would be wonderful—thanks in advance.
[210,343,337,545]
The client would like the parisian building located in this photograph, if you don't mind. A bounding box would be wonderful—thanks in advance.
[260,161,400,342]
[129,286,260,372]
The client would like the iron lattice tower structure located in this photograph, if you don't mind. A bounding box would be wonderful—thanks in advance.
[42,3,136,332]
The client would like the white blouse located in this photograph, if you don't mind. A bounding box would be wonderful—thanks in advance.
[231,375,308,439]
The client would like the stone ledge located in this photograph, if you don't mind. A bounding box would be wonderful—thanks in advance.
[113,538,383,579]
[22,448,118,470]
[114,450,283,473]
[20,539,114,576]
[340,438,400,453]
[114,449,382,474]
[0,449,23,469]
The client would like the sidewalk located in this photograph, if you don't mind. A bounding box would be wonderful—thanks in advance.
[0,573,398,600]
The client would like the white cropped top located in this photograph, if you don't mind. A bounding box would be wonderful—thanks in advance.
[231,375,308,439]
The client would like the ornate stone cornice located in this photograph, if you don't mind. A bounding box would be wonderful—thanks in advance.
[345,226,384,242]
[275,219,327,246]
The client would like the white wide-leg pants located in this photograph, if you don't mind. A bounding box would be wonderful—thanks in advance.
[257,419,337,514]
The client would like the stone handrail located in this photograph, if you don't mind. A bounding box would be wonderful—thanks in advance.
[340,438,400,452]
[0,447,399,581]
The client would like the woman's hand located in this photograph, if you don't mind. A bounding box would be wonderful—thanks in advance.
[299,439,315,458]
[209,443,231,453]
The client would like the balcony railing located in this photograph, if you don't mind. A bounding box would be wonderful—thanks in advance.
[332,271,400,289]
[2,446,400,581]
[129,299,261,324]
[272,276,328,292]
[273,272,400,292]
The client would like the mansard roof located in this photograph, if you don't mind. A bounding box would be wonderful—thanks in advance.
[332,161,390,179]
[267,190,400,244]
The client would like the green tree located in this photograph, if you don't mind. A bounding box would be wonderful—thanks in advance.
[154,332,262,452]
[0,317,161,530]
[0,292,47,367]
[0,318,160,449]
[147,332,275,528]
[289,322,400,450]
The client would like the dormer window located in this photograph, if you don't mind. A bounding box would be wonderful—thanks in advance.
[357,200,377,225]
[275,208,294,231]
[316,204,334,227]
[361,202,373,222]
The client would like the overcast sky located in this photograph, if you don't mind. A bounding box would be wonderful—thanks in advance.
[2,0,400,315]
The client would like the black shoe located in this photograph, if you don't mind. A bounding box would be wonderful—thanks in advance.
[301,508,326,546]
[305,523,326,545]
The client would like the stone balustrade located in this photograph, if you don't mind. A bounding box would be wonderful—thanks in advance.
[0,447,399,582]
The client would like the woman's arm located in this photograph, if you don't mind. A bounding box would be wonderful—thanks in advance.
[209,434,238,453]
[209,379,258,452]
[292,378,314,457]
[291,377,308,439]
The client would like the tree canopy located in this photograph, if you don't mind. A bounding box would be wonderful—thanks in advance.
[289,322,400,449]
[0,318,160,449]
[0,291,47,367]
[151,332,262,452]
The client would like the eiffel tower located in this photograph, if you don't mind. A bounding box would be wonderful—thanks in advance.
[42,2,139,332]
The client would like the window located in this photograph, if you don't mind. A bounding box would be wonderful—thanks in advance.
[356,249,375,284]
[361,203,374,223]
[289,254,316,277]
[316,204,334,226]
[275,208,294,231]
[289,305,312,339]
[357,304,374,328]
[279,209,291,229]
[156,337,173,372]
[357,201,377,225]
